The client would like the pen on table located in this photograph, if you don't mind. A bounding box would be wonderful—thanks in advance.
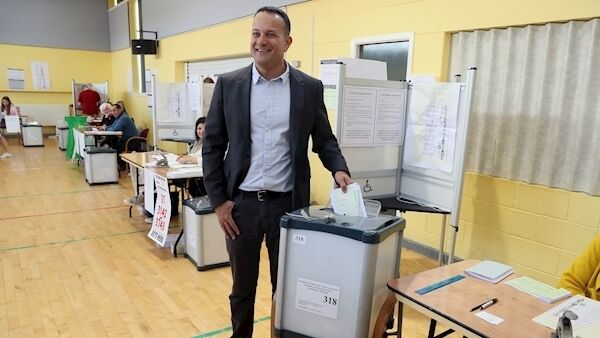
[470,298,498,312]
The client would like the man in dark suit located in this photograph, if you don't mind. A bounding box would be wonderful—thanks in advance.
[203,6,351,337]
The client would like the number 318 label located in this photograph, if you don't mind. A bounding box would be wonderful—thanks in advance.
[295,278,340,319]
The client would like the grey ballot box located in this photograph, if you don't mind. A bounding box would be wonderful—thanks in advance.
[22,123,44,147]
[56,126,68,150]
[274,206,405,338]
[83,146,118,184]
[182,197,229,271]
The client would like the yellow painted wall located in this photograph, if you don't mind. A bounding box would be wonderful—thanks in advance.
[3,0,599,284]
[402,173,600,286]
[0,44,111,106]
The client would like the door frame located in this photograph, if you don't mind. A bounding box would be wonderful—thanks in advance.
[350,32,414,80]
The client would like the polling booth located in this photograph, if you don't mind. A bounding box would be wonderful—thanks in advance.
[321,59,476,265]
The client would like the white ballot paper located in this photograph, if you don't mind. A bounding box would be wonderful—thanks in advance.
[330,183,367,217]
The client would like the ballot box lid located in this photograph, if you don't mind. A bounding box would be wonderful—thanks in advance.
[183,197,214,215]
[281,206,405,244]
[84,146,116,154]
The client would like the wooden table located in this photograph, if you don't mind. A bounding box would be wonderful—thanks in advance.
[120,152,203,256]
[376,260,555,338]
[73,126,123,159]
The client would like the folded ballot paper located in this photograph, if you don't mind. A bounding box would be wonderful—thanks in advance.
[330,183,367,217]
[464,260,513,283]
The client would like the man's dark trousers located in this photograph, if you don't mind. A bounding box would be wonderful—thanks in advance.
[227,190,293,338]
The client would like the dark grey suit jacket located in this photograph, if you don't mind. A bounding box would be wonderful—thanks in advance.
[202,64,349,210]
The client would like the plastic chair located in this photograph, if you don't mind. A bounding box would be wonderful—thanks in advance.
[125,128,149,153]
[123,128,150,218]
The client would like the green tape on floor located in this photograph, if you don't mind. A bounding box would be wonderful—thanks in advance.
[192,316,271,338]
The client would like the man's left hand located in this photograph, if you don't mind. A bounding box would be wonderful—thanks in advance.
[334,171,352,193]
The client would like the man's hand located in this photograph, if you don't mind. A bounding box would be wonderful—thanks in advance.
[214,200,240,240]
[334,171,352,193]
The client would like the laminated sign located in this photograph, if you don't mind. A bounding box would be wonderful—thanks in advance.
[147,174,171,246]
[295,278,340,319]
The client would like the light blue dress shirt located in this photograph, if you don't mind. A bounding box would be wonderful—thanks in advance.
[239,63,292,193]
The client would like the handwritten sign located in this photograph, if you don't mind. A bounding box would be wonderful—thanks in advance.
[147,174,171,246]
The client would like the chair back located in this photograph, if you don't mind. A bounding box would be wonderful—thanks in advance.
[140,128,149,138]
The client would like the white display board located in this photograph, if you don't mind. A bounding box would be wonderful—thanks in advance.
[152,78,212,142]
[71,80,109,111]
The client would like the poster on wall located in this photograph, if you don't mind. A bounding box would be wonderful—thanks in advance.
[7,68,24,90]
[31,61,50,90]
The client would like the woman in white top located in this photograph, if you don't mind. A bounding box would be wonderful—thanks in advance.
[0,96,19,159]
[177,117,205,164]
[178,117,206,196]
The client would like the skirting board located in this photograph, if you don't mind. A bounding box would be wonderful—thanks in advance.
[401,237,463,265]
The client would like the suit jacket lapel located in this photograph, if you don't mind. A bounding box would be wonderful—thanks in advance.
[238,65,252,144]
[289,67,304,158]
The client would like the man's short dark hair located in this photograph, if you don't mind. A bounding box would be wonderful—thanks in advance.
[255,6,291,36]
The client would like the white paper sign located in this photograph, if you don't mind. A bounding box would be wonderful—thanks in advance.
[147,174,171,246]
[295,278,340,319]
[4,116,21,133]
[292,233,306,245]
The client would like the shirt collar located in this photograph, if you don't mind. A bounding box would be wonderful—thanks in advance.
[252,62,290,84]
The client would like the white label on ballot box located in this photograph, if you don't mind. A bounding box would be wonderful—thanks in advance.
[147,174,171,246]
[296,278,340,319]
[293,233,306,245]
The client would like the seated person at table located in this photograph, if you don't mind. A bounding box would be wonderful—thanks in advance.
[177,117,206,196]
[0,96,20,159]
[558,235,600,300]
[99,102,115,126]
[101,103,139,153]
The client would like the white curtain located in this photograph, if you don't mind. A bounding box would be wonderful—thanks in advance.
[449,19,600,195]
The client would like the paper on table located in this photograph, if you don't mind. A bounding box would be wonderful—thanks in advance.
[464,260,513,283]
[504,276,571,303]
[532,295,600,338]
[330,183,367,217]
[475,311,504,325]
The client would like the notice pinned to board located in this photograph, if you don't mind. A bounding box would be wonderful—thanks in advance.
[403,82,461,173]
[295,278,340,320]
[341,85,406,147]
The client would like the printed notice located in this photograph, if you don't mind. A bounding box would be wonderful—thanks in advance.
[403,82,460,172]
[147,174,171,246]
[296,278,340,319]
[374,88,406,145]
[341,86,376,146]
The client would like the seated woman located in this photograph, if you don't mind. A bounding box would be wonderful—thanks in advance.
[177,117,206,196]
[558,235,600,300]
[99,102,115,126]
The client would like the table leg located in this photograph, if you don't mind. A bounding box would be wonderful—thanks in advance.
[438,214,448,266]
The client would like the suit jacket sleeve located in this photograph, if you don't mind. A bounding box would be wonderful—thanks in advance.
[202,77,229,208]
[311,80,350,176]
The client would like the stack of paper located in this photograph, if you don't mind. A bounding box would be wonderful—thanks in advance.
[533,295,600,338]
[464,260,513,283]
[329,183,367,217]
[505,276,571,303]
